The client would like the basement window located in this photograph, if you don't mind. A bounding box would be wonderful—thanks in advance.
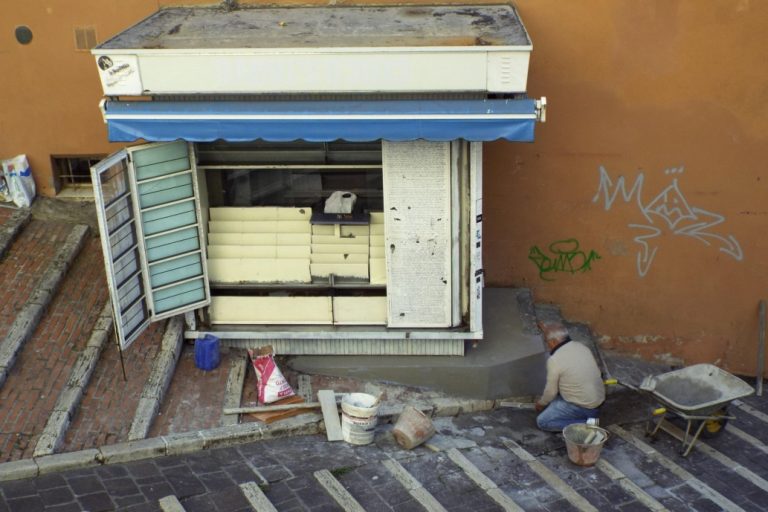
[52,155,105,195]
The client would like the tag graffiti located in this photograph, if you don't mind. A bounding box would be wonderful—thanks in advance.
[592,165,743,277]
[529,239,601,281]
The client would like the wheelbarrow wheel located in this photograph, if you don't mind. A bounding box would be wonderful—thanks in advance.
[699,408,728,439]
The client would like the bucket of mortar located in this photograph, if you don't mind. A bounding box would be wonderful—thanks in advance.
[393,406,435,450]
[563,423,609,466]
[341,393,379,445]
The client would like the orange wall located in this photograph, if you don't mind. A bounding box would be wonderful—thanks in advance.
[484,0,768,374]
[1,1,765,374]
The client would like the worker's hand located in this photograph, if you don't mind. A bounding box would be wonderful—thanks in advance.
[534,401,544,412]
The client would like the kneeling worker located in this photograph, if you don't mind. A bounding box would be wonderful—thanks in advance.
[535,323,605,431]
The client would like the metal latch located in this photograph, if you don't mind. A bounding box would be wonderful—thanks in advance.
[536,97,547,123]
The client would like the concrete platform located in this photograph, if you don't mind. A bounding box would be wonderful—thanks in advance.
[287,288,547,399]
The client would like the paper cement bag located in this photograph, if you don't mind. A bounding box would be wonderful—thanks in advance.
[249,346,296,405]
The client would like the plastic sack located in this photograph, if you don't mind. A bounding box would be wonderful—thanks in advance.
[324,191,357,214]
[249,346,296,405]
[1,155,35,208]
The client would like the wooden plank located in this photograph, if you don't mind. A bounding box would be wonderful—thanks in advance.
[208,258,311,283]
[312,234,369,245]
[247,395,308,424]
[240,481,278,512]
[210,207,279,221]
[225,401,321,414]
[310,253,369,263]
[209,220,310,233]
[208,245,310,259]
[312,224,335,235]
[340,225,370,237]
[209,296,333,324]
[370,212,385,224]
[221,355,248,426]
[277,246,311,258]
[311,244,369,254]
[277,207,311,220]
[314,469,365,511]
[318,389,344,441]
[369,234,385,246]
[310,263,369,279]
[370,258,386,285]
[370,223,385,235]
[209,220,277,233]
[207,245,278,258]
[333,297,387,325]
[208,232,276,245]
[370,246,385,258]
[277,233,311,245]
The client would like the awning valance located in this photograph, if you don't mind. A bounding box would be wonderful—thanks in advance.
[102,99,539,143]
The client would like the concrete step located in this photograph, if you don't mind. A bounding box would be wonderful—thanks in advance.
[288,287,548,399]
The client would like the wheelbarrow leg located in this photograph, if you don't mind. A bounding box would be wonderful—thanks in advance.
[646,408,667,438]
[682,420,707,457]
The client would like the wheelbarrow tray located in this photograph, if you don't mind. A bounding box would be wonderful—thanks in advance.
[641,363,754,417]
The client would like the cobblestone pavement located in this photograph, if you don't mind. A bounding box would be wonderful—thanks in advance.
[1,389,766,511]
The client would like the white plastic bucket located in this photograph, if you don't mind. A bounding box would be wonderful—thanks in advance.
[340,393,379,445]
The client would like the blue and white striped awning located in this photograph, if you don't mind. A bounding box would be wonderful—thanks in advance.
[102,99,539,143]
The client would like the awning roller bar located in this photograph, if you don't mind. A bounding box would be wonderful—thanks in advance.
[100,98,545,143]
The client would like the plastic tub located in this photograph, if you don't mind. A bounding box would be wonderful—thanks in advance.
[194,334,220,371]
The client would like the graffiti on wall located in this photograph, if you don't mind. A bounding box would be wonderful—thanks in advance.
[592,165,743,277]
[529,239,601,281]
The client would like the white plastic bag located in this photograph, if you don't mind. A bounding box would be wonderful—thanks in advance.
[1,155,35,208]
[324,191,357,214]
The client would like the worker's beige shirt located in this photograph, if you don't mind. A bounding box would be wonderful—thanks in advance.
[540,341,605,409]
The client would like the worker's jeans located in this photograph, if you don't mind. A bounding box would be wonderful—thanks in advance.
[536,396,600,432]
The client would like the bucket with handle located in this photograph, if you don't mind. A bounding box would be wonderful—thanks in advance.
[341,393,380,445]
[563,423,609,466]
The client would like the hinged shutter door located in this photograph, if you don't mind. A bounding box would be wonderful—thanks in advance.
[128,141,210,320]
[382,141,452,328]
[91,150,151,350]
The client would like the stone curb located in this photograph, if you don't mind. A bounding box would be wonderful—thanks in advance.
[0,224,89,389]
[0,414,323,483]
[0,397,505,482]
[128,316,185,441]
[0,209,31,261]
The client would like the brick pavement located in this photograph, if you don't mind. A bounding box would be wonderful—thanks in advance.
[61,321,164,453]
[149,347,235,437]
[0,222,89,462]
[0,220,72,340]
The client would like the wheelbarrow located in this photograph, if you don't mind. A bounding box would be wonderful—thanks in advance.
[638,363,754,456]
